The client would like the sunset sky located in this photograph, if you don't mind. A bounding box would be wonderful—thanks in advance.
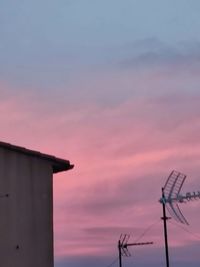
[1,1,200,266]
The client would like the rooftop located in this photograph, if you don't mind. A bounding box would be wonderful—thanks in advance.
[0,141,74,173]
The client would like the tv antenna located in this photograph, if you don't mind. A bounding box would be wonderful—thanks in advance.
[118,234,153,267]
[159,170,200,267]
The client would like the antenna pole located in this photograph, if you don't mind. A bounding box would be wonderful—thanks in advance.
[161,187,170,267]
[118,240,122,267]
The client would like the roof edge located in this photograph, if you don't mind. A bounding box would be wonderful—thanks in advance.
[0,141,74,174]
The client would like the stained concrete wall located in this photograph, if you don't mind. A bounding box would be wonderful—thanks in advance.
[0,147,54,267]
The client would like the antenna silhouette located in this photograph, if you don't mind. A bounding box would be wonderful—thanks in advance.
[118,234,153,267]
[159,170,200,267]
[160,170,188,224]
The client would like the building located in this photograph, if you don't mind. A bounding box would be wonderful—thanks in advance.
[0,141,73,267]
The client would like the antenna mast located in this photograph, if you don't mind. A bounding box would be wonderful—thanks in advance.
[160,170,200,267]
[161,187,170,267]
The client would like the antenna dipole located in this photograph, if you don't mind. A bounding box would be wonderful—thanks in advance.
[118,234,153,267]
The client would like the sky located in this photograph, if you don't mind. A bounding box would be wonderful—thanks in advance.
[1,0,200,266]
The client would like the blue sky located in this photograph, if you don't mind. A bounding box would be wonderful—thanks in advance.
[1,0,200,88]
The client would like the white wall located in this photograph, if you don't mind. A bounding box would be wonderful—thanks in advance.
[0,147,54,267]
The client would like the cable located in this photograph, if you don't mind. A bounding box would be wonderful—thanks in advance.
[168,220,200,241]
[133,219,160,243]
[105,257,118,267]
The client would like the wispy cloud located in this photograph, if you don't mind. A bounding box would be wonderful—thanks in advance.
[109,38,198,72]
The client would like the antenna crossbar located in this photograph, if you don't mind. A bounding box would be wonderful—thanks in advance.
[123,242,153,248]
[169,191,200,203]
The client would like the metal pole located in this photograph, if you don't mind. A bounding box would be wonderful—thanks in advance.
[118,240,122,267]
[161,188,170,267]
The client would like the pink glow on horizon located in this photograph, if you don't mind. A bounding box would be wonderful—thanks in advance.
[1,61,200,262]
